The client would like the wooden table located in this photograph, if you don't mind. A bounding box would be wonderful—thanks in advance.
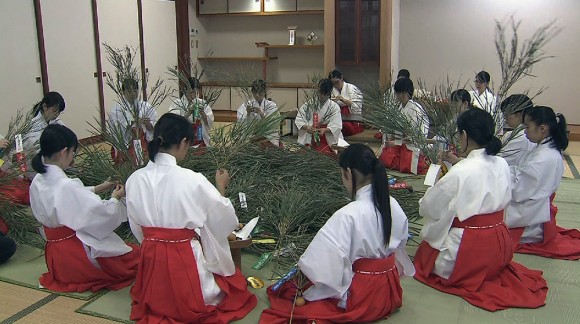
[229,239,252,271]
[281,110,365,136]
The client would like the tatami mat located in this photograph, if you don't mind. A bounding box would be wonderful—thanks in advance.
[0,281,49,322]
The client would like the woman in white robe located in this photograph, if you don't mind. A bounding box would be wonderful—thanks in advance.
[295,78,343,154]
[498,94,534,166]
[108,79,157,163]
[236,79,280,146]
[380,78,430,174]
[506,106,580,260]
[329,69,364,136]
[22,92,66,179]
[126,113,256,323]
[169,77,214,147]
[414,108,547,311]
[29,124,138,292]
[470,71,503,133]
[261,144,414,323]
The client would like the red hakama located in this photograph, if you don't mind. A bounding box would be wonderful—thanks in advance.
[510,194,580,260]
[41,226,138,292]
[260,254,402,324]
[379,143,428,174]
[130,227,257,324]
[414,211,547,311]
[339,105,363,136]
[306,123,335,156]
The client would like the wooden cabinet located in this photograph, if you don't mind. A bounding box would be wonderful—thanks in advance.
[297,0,324,11]
[264,0,296,12]
[229,0,261,13]
[198,0,227,15]
[196,0,323,16]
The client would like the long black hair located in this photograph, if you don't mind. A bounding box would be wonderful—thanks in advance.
[450,89,472,105]
[339,143,392,245]
[32,92,65,117]
[393,78,414,98]
[456,108,502,155]
[148,113,194,161]
[31,124,78,174]
[525,106,568,151]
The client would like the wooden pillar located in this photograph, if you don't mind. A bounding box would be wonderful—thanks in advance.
[323,0,335,75]
[380,0,393,88]
[175,0,191,78]
[33,0,49,94]
[137,0,147,100]
[91,0,106,132]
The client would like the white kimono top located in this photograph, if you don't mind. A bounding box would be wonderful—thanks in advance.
[168,96,214,146]
[506,139,563,232]
[498,124,534,166]
[299,185,415,308]
[419,149,512,279]
[30,165,131,261]
[108,100,157,147]
[332,82,363,115]
[470,89,503,132]
[295,99,343,146]
[125,153,239,306]
[236,98,280,146]
[23,114,64,179]
[401,99,429,138]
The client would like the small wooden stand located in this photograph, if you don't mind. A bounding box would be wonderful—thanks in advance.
[229,239,252,270]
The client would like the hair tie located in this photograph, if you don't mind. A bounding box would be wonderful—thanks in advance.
[555,113,561,123]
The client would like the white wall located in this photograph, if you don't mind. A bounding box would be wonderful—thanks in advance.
[399,0,580,124]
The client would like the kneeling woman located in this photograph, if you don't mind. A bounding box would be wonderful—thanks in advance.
[413,108,547,311]
[29,125,138,292]
[126,114,256,323]
[260,144,415,323]
[507,107,580,260]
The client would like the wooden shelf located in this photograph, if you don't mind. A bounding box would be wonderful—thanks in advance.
[197,56,278,61]
[198,10,323,17]
[255,44,323,49]
[201,81,313,88]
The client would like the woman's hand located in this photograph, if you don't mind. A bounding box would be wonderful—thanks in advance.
[111,184,126,200]
[440,150,461,165]
[215,169,230,196]
[95,178,118,194]
[0,139,9,149]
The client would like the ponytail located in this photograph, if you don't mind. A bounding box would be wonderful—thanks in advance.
[31,153,46,174]
[525,106,569,151]
[554,113,569,151]
[457,108,500,155]
[32,124,78,174]
[484,136,502,156]
[339,143,392,246]
[148,113,194,162]
[32,92,66,117]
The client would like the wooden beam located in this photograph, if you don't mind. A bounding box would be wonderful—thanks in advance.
[137,0,147,100]
[175,0,190,78]
[33,0,49,94]
[91,0,106,133]
[323,0,335,74]
[380,0,393,88]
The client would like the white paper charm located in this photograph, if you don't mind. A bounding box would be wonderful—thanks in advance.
[239,192,248,209]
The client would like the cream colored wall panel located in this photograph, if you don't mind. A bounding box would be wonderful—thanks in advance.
[198,0,227,15]
[297,0,323,11]
[42,0,99,139]
[142,0,177,115]
[268,88,296,112]
[96,0,141,117]
[0,0,43,133]
[211,86,231,111]
[264,0,296,12]
[228,0,261,13]
[230,88,247,112]
[298,87,311,107]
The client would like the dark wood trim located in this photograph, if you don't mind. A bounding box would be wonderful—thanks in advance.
[197,10,323,17]
[33,0,49,94]
[175,0,190,95]
[137,0,147,100]
[79,134,104,146]
[91,0,106,133]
